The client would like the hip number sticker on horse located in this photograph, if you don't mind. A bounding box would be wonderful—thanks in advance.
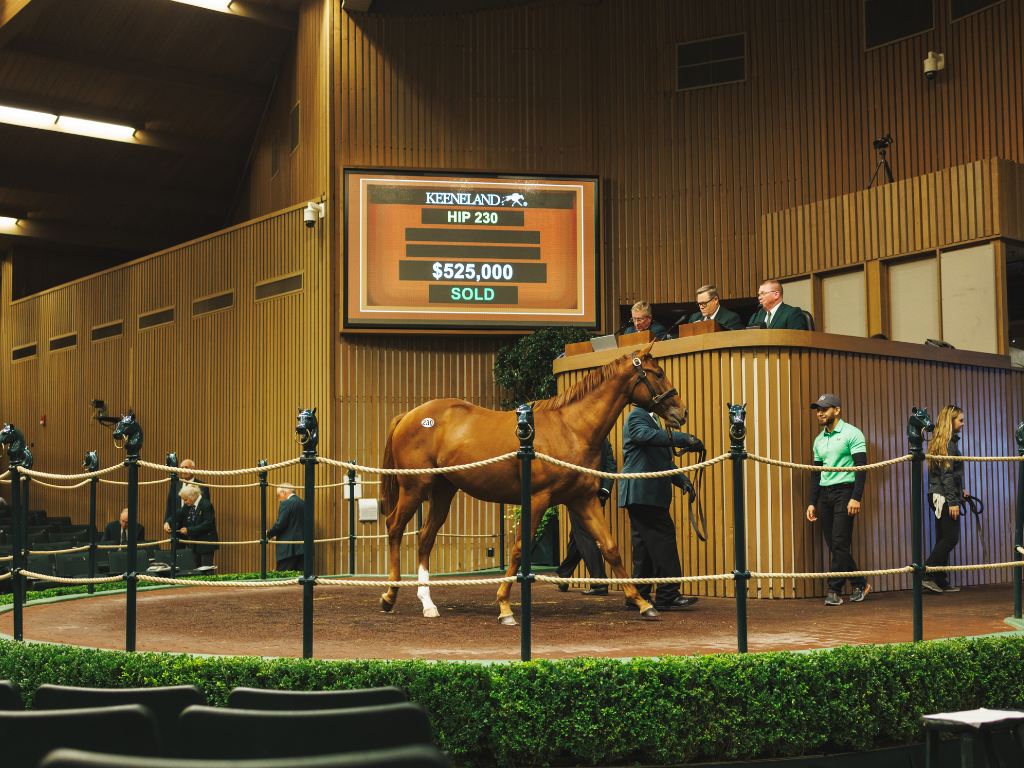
[421,418,435,427]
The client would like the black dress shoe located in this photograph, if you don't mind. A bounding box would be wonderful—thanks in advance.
[654,596,699,610]
[556,583,569,592]
[581,586,608,596]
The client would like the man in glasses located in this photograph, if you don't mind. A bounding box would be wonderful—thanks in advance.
[686,285,745,331]
[748,280,809,330]
[622,301,671,340]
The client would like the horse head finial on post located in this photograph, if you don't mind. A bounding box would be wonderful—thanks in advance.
[515,403,535,450]
[1,424,26,466]
[907,406,934,456]
[296,407,319,453]
[83,451,99,473]
[112,411,144,458]
[727,403,747,451]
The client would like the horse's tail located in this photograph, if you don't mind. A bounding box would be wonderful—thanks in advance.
[380,412,408,519]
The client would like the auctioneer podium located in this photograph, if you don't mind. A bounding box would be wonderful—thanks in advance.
[564,321,727,357]
[554,328,1023,600]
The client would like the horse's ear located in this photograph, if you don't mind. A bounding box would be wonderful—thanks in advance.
[638,341,655,359]
[312,407,317,415]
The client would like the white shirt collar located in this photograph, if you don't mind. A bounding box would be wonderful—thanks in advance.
[709,306,720,321]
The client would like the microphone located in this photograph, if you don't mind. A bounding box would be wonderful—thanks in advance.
[612,318,634,336]
[665,311,689,335]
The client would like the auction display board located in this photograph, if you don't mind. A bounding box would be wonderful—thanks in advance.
[344,170,600,330]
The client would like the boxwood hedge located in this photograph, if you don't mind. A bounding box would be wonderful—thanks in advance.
[1,630,1023,766]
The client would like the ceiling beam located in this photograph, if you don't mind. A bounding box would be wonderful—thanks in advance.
[0,166,233,215]
[4,39,272,100]
[0,0,53,49]
[0,217,185,253]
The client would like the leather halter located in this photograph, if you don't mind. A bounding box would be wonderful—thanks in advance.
[628,353,677,408]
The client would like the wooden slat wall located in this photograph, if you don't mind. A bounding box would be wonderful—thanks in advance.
[0,205,336,575]
[556,337,1024,598]
[761,158,1024,278]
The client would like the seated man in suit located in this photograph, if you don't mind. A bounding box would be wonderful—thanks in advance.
[172,484,218,568]
[267,484,305,572]
[748,280,809,330]
[102,508,145,545]
[686,285,745,330]
[623,301,671,341]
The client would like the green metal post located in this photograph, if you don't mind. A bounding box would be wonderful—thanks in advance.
[1013,422,1024,619]
[85,452,98,595]
[20,449,33,572]
[727,404,749,653]
[516,404,535,662]
[112,414,144,653]
[167,454,179,580]
[258,460,268,580]
[348,463,356,575]
[296,408,319,660]
[907,408,931,643]
[2,424,27,639]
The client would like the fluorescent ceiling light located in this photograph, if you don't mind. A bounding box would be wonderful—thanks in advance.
[170,0,233,10]
[0,216,19,227]
[56,115,136,141]
[0,105,57,129]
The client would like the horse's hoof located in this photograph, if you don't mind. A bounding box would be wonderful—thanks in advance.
[380,594,395,612]
[423,607,440,618]
[498,613,517,626]
[640,607,660,620]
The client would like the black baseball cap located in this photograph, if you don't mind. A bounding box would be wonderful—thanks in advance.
[811,393,842,410]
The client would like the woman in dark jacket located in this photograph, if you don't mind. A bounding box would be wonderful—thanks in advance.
[924,405,966,593]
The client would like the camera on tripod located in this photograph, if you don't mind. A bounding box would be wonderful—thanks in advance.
[873,134,894,151]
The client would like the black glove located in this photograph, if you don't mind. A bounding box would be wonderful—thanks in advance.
[597,488,610,506]
[677,475,696,501]
[685,435,704,454]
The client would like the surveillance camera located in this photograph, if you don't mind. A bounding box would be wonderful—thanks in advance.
[924,51,945,80]
[304,201,324,228]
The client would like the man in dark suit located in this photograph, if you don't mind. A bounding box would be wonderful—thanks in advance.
[747,280,809,330]
[102,509,145,545]
[164,458,210,546]
[622,301,671,341]
[267,484,305,572]
[555,439,615,596]
[617,406,703,610]
[172,485,218,567]
[686,285,745,330]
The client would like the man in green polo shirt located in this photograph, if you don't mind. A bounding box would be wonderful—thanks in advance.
[805,393,870,606]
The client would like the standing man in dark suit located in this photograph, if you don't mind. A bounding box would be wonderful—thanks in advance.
[102,509,145,545]
[267,484,305,572]
[172,485,218,568]
[686,285,745,330]
[555,439,615,596]
[164,458,210,546]
[747,280,809,330]
[617,406,703,610]
[622,301,671,341]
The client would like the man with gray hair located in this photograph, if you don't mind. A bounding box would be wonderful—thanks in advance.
[267,484,305,572]
[686,285,745,331]
[622,300,671,340]
[171,484,218,567]
[164,458,210,547]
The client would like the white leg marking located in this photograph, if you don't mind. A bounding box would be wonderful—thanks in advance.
[418,565,440,618]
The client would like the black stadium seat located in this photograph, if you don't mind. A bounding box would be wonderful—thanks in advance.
[0,704,161,768]
[177,703,435,760]
[34,685,207,753]
[227,686,407,711]
[0,680,23,710]
[40,744,451,768]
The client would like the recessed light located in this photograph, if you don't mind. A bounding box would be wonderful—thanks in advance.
[0,216,19,227]
[170,0,233,10]
[0,105,57,129]
[56,115,136,141]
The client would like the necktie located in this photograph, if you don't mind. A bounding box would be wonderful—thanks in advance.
[121,530,126,545]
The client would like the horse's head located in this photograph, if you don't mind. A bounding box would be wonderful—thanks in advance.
[907,406,934,447]
[727,402,747,441]
[627,341,688,429]
[296,407,320,450]
[0,423,26,464]
[83,451,99,472]
[112,411,144,454]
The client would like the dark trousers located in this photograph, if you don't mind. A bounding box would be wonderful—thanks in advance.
[276,554,305,572]
[818,483,866,592]
[925,506,960,587]
[196,551,215,568]
[556,512,607,581]
[627,504,682,604]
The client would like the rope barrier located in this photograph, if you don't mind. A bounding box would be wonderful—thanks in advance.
[747,454,913,471]
[137,458,301,477]
[27,545,91,555]
[535,451,729,478]
[169,480,262,489]
[99,477,170,486]
[178,538,262,546]
[97,539,174,549]
[535,573,734,585]
[749,567,914,579]
[18,465,123,481]
[23,478,93,490]
[0,555,12,562]
[18,570,126,585]
[137,574,302,587]
[319,453,518,475]
[316,576,519,586]
[926,562,1020,572]
[0,572,11,581]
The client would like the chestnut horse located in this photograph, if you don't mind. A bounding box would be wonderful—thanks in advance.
[379,340,688,623]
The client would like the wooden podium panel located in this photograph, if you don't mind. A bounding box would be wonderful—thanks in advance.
[676,319,724,337]
[564,330,657,357]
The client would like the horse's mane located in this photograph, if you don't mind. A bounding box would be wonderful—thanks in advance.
[531,356,623,412]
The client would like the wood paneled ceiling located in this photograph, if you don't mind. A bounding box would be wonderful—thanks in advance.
[0,0,297,269]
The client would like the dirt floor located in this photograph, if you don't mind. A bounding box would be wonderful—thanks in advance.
[0,580,1017,660]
